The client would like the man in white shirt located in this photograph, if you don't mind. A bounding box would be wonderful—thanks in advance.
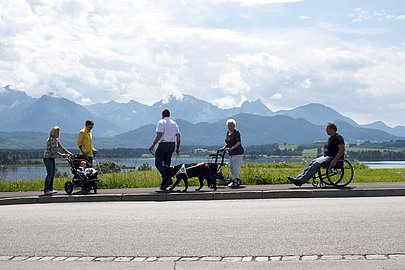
[149,109,181,190]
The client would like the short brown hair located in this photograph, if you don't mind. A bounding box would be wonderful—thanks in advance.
[327,122,337,132]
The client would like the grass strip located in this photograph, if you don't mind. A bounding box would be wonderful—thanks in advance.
[0,162,404,192]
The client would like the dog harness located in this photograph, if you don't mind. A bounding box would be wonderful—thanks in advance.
[175,163,205,178]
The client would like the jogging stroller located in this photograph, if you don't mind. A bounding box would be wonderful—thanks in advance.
[64,154,99,194]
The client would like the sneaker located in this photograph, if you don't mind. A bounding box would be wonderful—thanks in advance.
[288,176,302,187]
[228,179,239,188]
[44,190,57,195]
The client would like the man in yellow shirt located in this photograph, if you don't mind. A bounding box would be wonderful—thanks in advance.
[77,120,97,164]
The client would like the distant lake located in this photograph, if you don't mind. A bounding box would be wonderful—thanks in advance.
[359,161,405,169]
[1,158,404,181]
[0,157,218,182]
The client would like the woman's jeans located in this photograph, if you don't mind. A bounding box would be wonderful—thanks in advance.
[43,158,55,192]
[229,154,243,180]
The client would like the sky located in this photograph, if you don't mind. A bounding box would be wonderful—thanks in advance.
[0,0,404,127]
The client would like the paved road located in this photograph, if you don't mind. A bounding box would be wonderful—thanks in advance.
[1,197,405,268]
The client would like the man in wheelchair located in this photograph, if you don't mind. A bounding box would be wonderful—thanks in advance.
[288,122,345,187]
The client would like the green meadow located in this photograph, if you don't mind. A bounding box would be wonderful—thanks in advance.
[1,162,404,192]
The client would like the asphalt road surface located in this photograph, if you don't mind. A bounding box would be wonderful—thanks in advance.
[1,197,405,269]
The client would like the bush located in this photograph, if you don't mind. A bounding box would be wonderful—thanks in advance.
[97,161,122,173]
[54,168,69,178]
[137,163,152,171]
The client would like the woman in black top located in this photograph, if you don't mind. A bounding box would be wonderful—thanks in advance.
[222,119,244,188]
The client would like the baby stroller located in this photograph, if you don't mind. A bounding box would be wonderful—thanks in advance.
[64,154,99,194]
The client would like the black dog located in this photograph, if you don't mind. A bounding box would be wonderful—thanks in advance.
[167,163,217,192]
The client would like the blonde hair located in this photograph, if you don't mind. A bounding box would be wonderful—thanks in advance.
[49,126,60,138]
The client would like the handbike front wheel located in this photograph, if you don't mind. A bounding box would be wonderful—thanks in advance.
[326,159,354,187]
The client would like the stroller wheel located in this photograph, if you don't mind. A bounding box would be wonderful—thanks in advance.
[64,181,74,195]
[85,186,92,193]
[94,182,98,194]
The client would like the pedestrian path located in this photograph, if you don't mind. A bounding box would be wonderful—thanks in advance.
[1,182,405,206]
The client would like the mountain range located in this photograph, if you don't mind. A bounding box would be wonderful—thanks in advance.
[0,85,404,149]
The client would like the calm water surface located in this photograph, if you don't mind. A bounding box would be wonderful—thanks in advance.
[1,159,404,181]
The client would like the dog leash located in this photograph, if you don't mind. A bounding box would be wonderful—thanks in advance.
[149,149,172,169]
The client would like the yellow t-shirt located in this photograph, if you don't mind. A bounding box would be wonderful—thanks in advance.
[77,128,95,157]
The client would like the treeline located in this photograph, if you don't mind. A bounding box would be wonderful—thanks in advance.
[0,148,150,164]
[349,140,405,149]
[246,144,304,158]
[347,150,405,161]
[0,149,44,165]
[1,140,405,164]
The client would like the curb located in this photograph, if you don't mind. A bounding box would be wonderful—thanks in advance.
[1,253,405,263]
[1,187,405,206]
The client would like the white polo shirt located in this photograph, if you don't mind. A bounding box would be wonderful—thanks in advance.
[156,117,180,142]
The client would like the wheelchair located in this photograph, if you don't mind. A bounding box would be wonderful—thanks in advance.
[312,159,354,188]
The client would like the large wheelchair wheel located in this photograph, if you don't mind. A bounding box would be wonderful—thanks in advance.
[326,159,354,187]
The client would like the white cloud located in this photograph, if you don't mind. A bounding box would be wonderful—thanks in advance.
[349,8,405,23]
[230,53,289,71]
[0,1,404,126]
[210,0,302,6]
[270,93,282,100]
[211,71,251,95]
[301,79,312,89]
[81,97,92,104]
[212,96,237,108]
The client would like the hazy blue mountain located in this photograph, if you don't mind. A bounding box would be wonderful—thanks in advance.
[239,99,273,116]
[0,132,50,149]
[0,95,118,137]
[0,87,402,141]
[0,131,113,150]
[0,114,402,149]
[362,121,393,134]
[104,114,325,148]
[86,95,275,131]
[0,85,34,112]
[150,94,225,123]
[362,121,405,137]
[392,126,405,137]
[334,120,402,142]
[276,103,359,127]
[108,114,402,148]
[85,100,149,131]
